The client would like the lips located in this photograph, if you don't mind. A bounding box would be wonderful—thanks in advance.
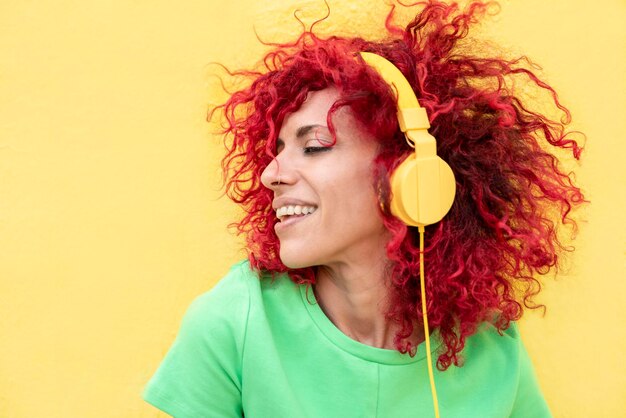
[274,205,317,233]
[275,204,318,221]
[272,197,318,234]
[272,196,316,209]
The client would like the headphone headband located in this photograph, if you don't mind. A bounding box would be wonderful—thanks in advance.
[358,52,456,227]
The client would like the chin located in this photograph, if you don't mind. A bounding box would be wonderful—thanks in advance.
[279,248,316,270]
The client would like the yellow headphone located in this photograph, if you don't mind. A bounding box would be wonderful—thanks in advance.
[359,52,456,418]
[359,52,456,227]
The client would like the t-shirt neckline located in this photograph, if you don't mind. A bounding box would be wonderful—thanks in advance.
[298,283,442,365]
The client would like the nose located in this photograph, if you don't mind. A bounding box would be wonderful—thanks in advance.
[260,154,295,190]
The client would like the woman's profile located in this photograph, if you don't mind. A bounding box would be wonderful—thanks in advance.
[143,1,584,417]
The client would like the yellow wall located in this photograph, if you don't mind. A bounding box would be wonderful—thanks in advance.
[1,1,624,417]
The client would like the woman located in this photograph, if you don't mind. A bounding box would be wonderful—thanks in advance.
[143,1,584,417]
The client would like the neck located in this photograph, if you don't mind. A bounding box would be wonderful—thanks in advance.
[313,258,422,350]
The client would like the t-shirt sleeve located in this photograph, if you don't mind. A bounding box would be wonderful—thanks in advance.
[508,322,553,418]
[143,263,251,418]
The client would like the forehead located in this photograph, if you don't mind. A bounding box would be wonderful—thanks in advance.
[280,88,340,133]
[276,87,379,159]
[279,87,369,140]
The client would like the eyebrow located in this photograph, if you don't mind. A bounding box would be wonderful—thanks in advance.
[295,124,327,138]
[275,124,329,149]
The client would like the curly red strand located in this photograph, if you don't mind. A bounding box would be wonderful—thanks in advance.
[214,1,585,370]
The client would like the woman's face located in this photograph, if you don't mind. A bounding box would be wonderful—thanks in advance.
[260,87,390,269]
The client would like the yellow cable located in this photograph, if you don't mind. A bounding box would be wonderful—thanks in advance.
[418,225,440,418]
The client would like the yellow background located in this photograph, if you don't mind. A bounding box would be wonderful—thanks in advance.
[1,0,624,417]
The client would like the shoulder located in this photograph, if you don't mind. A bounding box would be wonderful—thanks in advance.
[455,321,530,382]
[181,260,300,340]
[180,260,259,337]
[189,260,257,309]
[463,320,524,356]
[143,261,262,417]
[462,321,551,416]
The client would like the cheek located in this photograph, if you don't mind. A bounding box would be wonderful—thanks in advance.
[324,168,381,224]
[347,163,379,204]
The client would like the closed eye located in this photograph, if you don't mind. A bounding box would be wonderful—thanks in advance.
[304,146,332,155]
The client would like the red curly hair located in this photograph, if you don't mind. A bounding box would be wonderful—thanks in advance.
[215,0,585,370]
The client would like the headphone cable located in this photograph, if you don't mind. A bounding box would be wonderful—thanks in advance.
[419,224,440,418]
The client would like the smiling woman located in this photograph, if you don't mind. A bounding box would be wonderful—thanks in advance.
[142,1,584,417]
[261,88,388,271]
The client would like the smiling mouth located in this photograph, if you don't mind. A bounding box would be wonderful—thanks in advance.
[275,205,318,222]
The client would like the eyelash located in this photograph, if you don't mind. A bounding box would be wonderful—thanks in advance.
[303,146,331,155]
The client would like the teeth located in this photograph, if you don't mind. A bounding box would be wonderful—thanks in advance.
[276,205,317,219]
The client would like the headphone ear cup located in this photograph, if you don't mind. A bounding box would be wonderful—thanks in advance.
[390,154,456,226]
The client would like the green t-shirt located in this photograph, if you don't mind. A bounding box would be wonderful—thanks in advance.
[143,260,552,418]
